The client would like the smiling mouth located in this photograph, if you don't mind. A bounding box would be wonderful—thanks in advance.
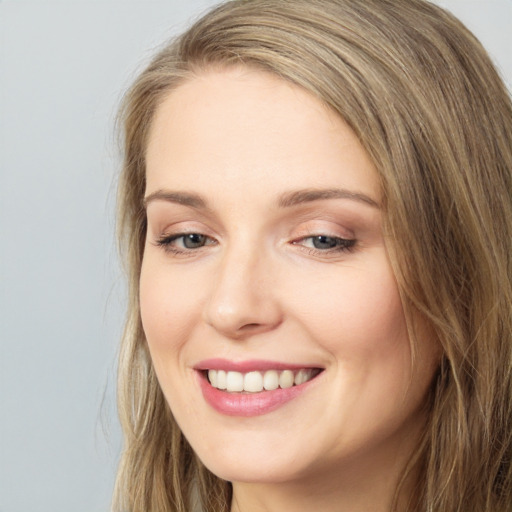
[205,368,323,393]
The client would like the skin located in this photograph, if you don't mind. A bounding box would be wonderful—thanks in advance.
[140,67,439,512]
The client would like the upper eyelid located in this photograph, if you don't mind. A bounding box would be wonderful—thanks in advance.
[144,203,220,233]
[293,234,356,248]
[157,232,216,243]
[148,214,358,242]
[289,222,355,239]
[152,225,354,241]
[149,219,217,237]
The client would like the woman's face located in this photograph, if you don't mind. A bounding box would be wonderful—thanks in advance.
[141,67,438,487]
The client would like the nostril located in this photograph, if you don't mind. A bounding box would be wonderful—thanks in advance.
[243,323,262,330]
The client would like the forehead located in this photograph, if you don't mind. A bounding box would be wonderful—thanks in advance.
[145,67,380,203]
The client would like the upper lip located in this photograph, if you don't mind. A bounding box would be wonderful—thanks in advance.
[194,358,323,372]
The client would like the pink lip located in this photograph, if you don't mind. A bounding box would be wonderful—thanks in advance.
[194,360,323,417]
[194,358,318,372]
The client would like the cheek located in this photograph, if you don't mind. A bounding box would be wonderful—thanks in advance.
[139,255,218,434]
[292,261,408,358]
[288,258,419,416]
[139,255,200,359]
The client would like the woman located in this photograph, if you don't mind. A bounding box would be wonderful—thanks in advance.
[113,1,512,511]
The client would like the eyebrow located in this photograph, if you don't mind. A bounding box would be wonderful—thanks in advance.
[278,188,380,209]
[143,190,209,210]
[143,187,380,210]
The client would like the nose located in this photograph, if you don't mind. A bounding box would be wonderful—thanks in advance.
[203,243,283,339]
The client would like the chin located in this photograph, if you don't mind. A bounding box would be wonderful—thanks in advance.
[190,431,318,485]
[203,458,305,485]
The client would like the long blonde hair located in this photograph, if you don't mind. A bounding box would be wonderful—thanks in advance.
[114,1,512,510]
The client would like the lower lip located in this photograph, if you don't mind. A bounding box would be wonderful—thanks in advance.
[197,371,319,417]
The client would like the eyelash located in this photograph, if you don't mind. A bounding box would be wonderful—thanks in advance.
[155,232,356,257]
[293,235,356,255]
[155,232,217,255]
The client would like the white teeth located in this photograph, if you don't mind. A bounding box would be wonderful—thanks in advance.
[216,370,227,390]
[263,370,279,391]
[244,371,263,392]
[226,371,244,392]
[279,370,294,389]
[207,368,318,392]
[208,369,217,387]
[294,369,308,385]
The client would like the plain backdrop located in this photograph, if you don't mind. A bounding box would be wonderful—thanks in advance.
[0,1,510,511]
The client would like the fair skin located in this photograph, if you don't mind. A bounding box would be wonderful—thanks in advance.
[140,67,439,512]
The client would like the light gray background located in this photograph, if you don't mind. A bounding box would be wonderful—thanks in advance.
[0,1,510,511]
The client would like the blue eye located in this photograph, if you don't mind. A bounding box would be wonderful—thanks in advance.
[311,235,341,249]
[178,233,208,249]
[156,232,214,253]
[298,235,356,252]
